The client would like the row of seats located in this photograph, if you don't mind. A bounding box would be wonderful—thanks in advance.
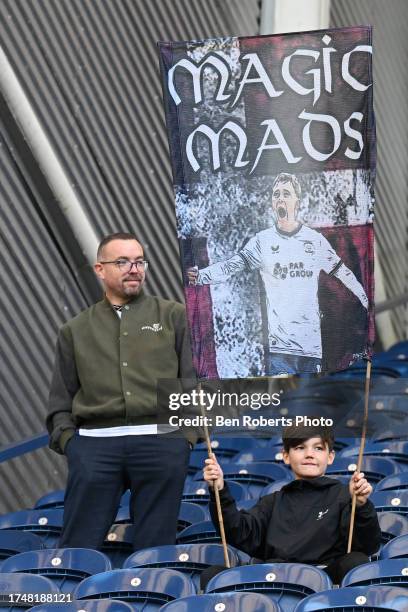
[17,586,407,611]
[0,559,406,610]
[0,537,406,591]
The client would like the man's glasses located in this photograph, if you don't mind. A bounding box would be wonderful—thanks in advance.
[99,259,149,272]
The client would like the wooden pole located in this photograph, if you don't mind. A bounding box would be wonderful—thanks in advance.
[347,359,372,553]
[197,383,230,568]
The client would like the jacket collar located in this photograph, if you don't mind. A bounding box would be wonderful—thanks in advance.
[282,476,340,491]
[101,289,147,310]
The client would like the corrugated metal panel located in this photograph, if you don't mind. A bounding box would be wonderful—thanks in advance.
[0,114,85,513]
[0,1,260,512]
[330,0,408,338]
[0,0,260,301]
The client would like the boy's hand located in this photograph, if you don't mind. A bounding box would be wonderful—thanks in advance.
[203,453,224,490]
[349,471,372,506]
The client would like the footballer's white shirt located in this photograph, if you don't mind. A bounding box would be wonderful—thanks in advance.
[197,224,341,358]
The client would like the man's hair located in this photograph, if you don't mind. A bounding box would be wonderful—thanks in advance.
[282,423,335,452]
[97,233,144,260]
[272,172,301,200]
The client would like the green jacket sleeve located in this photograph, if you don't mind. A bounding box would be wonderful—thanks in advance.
[46,326,78,454]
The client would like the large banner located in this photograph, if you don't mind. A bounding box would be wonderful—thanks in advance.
[158,27,375,379]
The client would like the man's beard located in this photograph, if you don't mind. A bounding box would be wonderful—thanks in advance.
[122,276,143,296]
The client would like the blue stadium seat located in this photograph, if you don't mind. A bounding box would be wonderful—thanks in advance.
[376,473,408,492]
[384,340,408,359]
[377,512,408,544]
[380,534,408,560]
[123,543,239,590]
[232,448,286,464]
[370,491,408,516]
[207,463,291,498]
[114,502,208,531]
[101,524,134,569]
[113,507,131,524]
[341,559,408,587]
[331,365,401,379]
[205,563,332,612]
[27,601,135,612]
[372,360,408,377]
[182,480,248,505]
[177,521,218,545]
[160,591,282,611]
[74,568,195,610]
[119,491,130,507]
[193,437,262,460]
[0,531,44,561]
[0,510,64,548]
[177,503,209,532]
[0,573,59,609]
[34,492,65,510]
[294,585,408,611]
[1,549,112,594]
[261,480,291,496]
[326,457,401,484]
[340,441,408,465]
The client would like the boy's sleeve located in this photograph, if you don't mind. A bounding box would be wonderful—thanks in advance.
[209,483,274,558]
[340,499,381,555]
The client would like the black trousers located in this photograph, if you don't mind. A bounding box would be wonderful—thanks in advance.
[324,551,370,584]
[59,433,190,550]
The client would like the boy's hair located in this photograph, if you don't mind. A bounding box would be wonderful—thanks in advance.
[282,423,335,452]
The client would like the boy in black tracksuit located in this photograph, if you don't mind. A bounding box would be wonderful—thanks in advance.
[203,425,381,584]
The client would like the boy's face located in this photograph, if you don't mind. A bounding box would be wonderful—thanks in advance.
[282,437,335,480]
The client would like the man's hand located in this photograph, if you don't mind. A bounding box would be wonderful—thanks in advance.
[349,471,372,506]
[203,453,224,491]
[187,266,198,286]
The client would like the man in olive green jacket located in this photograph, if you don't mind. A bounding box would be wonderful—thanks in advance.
[47,232,196,550]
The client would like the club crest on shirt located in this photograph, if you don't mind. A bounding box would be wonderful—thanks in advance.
[141,323,163,332]
[270,245,280,254]
[303,241,315,254]
[316,509,329,520]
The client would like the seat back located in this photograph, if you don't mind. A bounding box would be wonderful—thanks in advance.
[177,503,208,532]
[160,591,282,611]
[0,531,43,560]
[74,568,195,608]
[0,573,59,609]
[123,543,239,589]
[0,510,63,548]
[101,524,134,569]
[377,512,408,544]
[177,521,218,545]
[1,548,111,594]
[219,463,291,498]
[26,600,135,612]
[326,457,401,484]
[205,563,332,612]
[376,473,408,491]
[182,480,247,504]
[371,491,408,515]
[341,559,408,588]
[380,534,408,560]
[294,585,408,611]
[34,491,65,510]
